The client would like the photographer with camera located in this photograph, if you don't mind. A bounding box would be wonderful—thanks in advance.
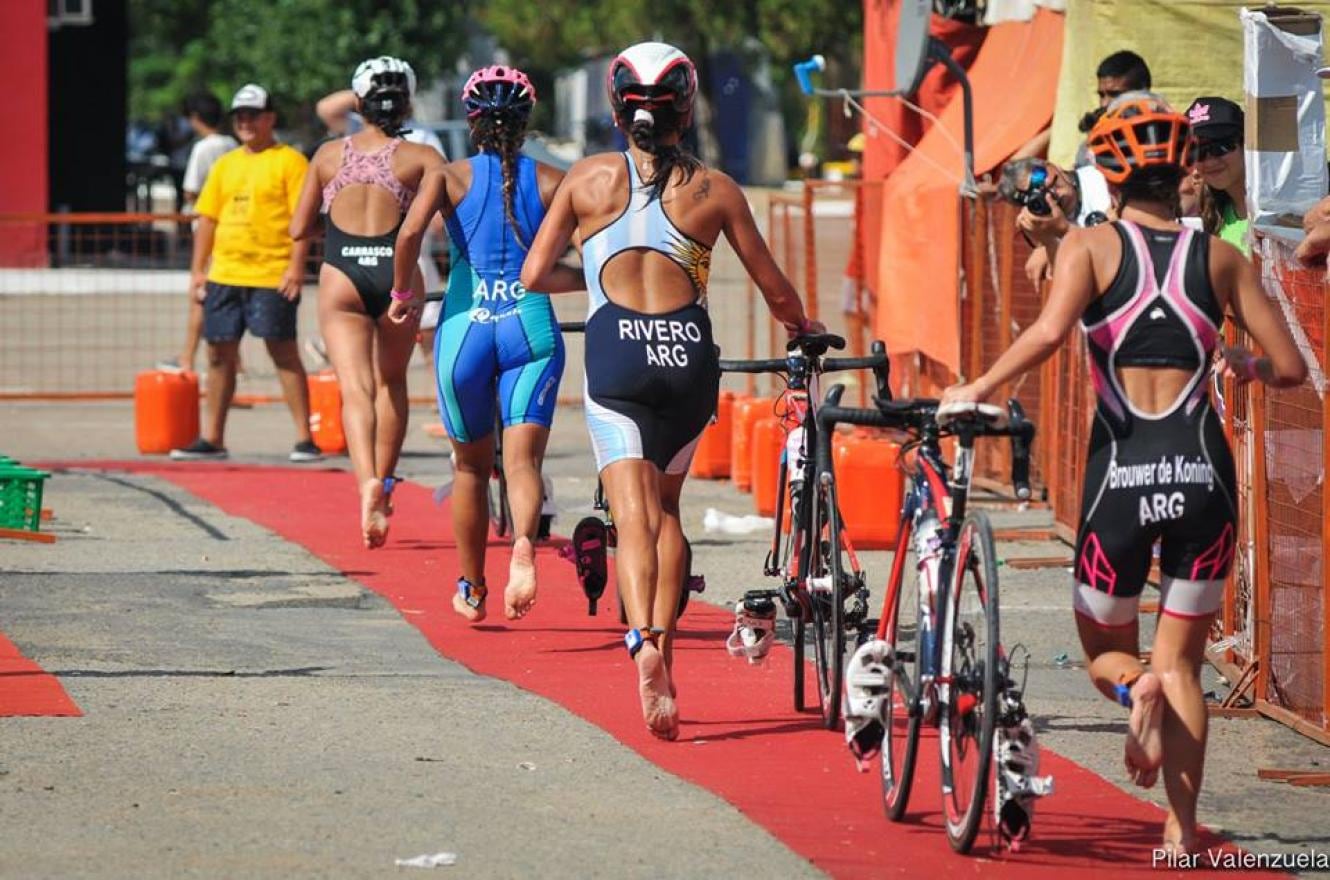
[1000,158,1112,287]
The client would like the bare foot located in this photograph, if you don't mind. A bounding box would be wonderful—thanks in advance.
[503,536,538,620]
[1125,672,1164,788]
[1162,812,1198,855]
[452,583,487,623]
[635,642,679,741]
[661,636,677,699]
[361,479,389,549]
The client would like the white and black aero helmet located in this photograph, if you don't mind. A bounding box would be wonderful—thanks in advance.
[608,42,697,124]
[353,56,415,134]
[353,56,417,98]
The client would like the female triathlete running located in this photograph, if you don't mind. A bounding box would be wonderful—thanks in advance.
[521,42,823,741]
[942,95,1305,852]
[392,65,569,623]
[291,57,444,548]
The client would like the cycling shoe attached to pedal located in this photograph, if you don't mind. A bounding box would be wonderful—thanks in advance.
[726,592,777,665]
[844,638,893,771]
[993,651,1053,851]
[570,516,609,615]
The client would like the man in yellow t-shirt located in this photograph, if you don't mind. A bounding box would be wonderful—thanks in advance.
[171,84,321,462]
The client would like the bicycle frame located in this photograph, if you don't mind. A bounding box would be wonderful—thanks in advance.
[877,423,985,720]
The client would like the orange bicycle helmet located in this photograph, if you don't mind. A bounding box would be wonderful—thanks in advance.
[1087,96,1192,186]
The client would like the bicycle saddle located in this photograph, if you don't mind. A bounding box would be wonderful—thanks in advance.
[786,333,846,358]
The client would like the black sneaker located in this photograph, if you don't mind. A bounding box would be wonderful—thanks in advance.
[289,440,324,462]
[169,438,228,461]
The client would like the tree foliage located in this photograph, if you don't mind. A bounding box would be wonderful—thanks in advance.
[480,0,861,84]
[129,0,861,151]
[129,0,470,121]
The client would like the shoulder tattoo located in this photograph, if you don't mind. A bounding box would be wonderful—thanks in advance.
[693,173,712,202]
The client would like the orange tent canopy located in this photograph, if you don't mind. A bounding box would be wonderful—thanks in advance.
[874,7,1063,378]
[855,4,985,294]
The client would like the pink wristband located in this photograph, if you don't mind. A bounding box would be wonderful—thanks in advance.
[390,288,413,303]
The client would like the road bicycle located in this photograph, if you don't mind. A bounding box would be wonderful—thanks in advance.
[720,333,890,729]
[815,386,1042,853]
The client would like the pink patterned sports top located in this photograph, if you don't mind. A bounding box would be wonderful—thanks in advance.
[320,138,414,214]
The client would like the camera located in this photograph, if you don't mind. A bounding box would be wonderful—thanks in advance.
[1012,164,1052,216]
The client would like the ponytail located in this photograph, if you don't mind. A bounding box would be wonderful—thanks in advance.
[470,111,530,248]
[621,104,701,202]
[361,88,411,138]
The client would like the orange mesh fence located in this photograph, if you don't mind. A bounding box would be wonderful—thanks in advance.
[0,212,460,401]
[1219,322,1258,673]
[1250,236,1328,740]
[959,197,1050,493]
[759,182,875,402]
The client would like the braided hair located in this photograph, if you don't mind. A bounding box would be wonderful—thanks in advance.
[470,109,529,248]
[620,104,701,202]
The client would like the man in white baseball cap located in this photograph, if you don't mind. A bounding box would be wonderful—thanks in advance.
[229,83,273,113]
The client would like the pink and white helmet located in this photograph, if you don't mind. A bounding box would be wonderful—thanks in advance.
[461,65,536,118]
[608,42,697,119]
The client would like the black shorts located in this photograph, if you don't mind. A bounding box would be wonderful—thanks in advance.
[1073,400,1237,626]
[582,300,720,474]
[203,282,299,342]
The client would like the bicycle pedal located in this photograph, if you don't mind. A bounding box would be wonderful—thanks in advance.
[956,692,978,717]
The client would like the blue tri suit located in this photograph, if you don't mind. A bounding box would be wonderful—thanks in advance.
[434,152,565,443]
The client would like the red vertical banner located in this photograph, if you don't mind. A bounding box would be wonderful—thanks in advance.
[0,0,48,266]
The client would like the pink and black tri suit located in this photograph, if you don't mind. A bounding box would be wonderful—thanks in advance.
[1073,220,1237,627]
[320,138,415,318]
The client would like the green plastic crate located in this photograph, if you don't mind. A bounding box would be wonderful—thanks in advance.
[0,466,49,531]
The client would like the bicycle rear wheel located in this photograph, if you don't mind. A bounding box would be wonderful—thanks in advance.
[881,515,921,822]
[939,510,1000,854]
[487,466,511,538]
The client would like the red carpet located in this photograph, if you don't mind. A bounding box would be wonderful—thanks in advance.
[59,462,1276,878]
[0,632,81,717]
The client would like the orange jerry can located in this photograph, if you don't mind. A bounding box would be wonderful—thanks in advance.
[750,416,786,516]
[690,390,736,479]
[134,370,200,454]
[730,396,774,493]
[308,370,347,454]
[834,430,904,549]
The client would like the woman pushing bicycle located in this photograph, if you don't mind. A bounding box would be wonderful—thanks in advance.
[941,94,1306,853]
[522,41,823,741]
[291,57,444,549]
[392,65,571,623]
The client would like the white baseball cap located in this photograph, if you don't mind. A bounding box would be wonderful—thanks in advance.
[230,83,272,112]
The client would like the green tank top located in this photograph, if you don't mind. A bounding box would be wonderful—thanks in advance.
[1218,201,1250,256]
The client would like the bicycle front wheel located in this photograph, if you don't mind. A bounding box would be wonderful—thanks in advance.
[938,510,1000,854]
[881,515,921,822]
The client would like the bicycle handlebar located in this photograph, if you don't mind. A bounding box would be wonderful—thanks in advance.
[816,384,1037,500]
[718,340,890,399]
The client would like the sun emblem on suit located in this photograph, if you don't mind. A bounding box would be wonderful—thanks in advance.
[668,232,712,303]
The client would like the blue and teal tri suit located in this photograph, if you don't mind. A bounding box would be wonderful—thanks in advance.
[434,152,565,443]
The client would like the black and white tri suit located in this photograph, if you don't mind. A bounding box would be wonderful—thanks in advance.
[578,153,720,474]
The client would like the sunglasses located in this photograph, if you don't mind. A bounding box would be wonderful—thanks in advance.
[1097,88,1125,101]
[1194,138,1240,161]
